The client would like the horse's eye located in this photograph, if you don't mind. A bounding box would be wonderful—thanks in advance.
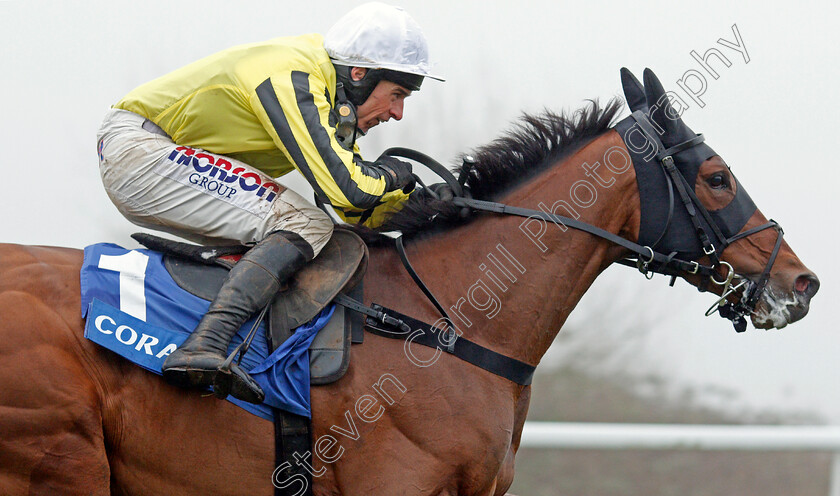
[707,173,729,190]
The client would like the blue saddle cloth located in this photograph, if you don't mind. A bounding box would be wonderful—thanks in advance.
[80,243,332,421]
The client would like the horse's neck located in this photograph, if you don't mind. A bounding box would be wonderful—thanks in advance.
[367,130,639,367]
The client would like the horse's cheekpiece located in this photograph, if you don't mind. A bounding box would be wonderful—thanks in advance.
[2,63,821,496]
[434,69,784,333]
[615,68,784,331]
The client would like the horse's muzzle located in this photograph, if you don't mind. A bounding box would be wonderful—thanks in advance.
[751,272,819,329]
[788,273,820,323]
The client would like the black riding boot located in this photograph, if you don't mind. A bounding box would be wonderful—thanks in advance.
[162,232,310,404]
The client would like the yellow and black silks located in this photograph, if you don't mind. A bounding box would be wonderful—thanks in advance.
[116,34,409,228]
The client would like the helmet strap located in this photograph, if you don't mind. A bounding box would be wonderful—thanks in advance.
[334,64,381,106]
[334,82,359,150]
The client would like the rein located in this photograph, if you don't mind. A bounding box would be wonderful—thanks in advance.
[382,112,785,334]
[333,119,787,385]
[451,195,780,332]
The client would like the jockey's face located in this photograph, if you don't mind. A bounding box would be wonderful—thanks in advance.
[352,68,411,134]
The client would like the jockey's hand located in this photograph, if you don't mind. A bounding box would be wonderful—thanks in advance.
[424,182,471,219]
[424,183,455,202]
[375,156,415,193]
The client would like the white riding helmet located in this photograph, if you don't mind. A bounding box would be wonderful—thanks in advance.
[324,2,444,83]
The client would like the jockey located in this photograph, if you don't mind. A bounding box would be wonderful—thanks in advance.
[96,2,443,404]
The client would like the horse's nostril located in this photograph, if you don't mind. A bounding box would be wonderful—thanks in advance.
[794,274,820,299]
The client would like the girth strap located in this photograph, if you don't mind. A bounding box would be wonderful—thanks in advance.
[273,412,313,496]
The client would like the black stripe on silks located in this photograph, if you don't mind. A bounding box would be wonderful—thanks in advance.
[324,87,337,129]
[358,209,374,225]
[255,78,330,204]
[291,71,382,210]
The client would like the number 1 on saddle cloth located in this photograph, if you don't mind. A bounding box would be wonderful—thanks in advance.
[80,242,333,421]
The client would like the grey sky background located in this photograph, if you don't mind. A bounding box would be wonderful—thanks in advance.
[1,1,838,420]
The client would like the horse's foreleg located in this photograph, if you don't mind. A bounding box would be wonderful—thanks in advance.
[0,378,111,496]
[489,448,517,496]
[21,408,111,496]
[491,385,530,496]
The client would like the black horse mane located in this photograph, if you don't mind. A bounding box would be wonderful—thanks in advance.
[353,98,623,243]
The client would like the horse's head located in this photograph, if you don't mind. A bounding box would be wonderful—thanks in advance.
[617,68,818,331]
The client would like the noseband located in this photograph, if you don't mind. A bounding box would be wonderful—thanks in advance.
[615,111,784,332]
[385,110,786,333]
[324,118,787,390]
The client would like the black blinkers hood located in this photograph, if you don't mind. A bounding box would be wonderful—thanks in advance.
[616,68,757,260]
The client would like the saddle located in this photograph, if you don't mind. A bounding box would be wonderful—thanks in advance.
[132,228,368,384]
[132,228,369,496]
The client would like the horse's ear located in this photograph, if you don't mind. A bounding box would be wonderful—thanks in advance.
[643,68,684,140]
[620,67,647,113]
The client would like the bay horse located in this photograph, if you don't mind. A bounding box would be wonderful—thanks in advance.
[0,69,818,495]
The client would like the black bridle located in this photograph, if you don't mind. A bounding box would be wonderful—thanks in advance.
[614,111,785,332]
[383,110,786,333]
[329,126,787,387]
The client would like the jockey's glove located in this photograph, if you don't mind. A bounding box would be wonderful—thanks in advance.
[423,182,471,219]
[424,183,455,202]
[374,155,416,193]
